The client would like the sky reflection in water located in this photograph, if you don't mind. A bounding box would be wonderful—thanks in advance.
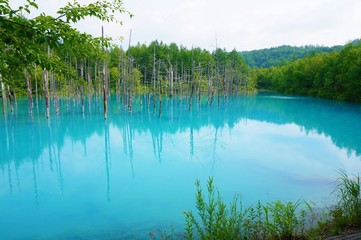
[0,93,361,239]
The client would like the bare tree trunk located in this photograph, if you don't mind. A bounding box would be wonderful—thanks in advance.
[236,71,242,94]
[103,61,107,119]
[174,62,178,96]
[50,72,59,114]
[152,45,157,114]
[1,74,6,115]
[117,54,121,100]
[169,68,173,98]
[197,63,201,103]
[80,61,85,114]
[7,85,13,112]
[87,60,92,98]
[166,55,174,98]
[158,60,162,117]
[180,62,184,102]
[94,59,97,100]
[43,69,50,118]
[189,58,195,111]
[102,26,108,120]
[24,68,33,115]
[207,65,211,103]
[66,55,71,110]
[34,63,39,106]
[13,88,17,109]
[122,57,127,109]
[55,75,59,114]
[128,58,133,113]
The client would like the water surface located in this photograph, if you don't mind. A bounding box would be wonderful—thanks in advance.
[1,94,361,239]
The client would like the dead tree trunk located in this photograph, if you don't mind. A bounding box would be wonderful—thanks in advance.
[166,55,174,98]
[43,69,50,118]
[103,61,108,119]
[34,63,39,106]
[152,45,157,114]
[50,72,59,114]
[158,60,162,117]
[128,58,133,113]
[24,68,33,115]
[189,59,195,111]
[87,60,92,113]
[116,54,121,100]
[80,61,85,114]
[7,85,13,112]
[122,57,127,109]
[102,26,108,120]
[1,74,6,114]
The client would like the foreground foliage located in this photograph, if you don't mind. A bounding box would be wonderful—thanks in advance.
[314,171,361,237]
[183,178,310,240]
[155,171,361,240]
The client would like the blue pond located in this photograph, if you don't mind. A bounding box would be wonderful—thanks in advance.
[1,93,361,239]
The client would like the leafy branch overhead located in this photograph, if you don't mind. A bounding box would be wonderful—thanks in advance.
[0,0,131,80]
[57,0,133,24]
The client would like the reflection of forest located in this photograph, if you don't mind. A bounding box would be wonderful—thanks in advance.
[1,93,361,169]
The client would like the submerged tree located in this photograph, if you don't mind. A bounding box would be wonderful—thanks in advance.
[0,0,132,117]
[1,0,256,118]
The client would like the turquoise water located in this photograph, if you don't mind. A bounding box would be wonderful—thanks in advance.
[1,93,361,239]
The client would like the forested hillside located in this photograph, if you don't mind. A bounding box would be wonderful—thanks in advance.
[255,41,361,102]
[240,45,343,68]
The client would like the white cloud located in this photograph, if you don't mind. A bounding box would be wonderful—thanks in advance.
[12,0,361,51]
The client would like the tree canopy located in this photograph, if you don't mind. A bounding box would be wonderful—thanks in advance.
[240,44,343,68]
[255,41,361,102]
[0,0,130,83]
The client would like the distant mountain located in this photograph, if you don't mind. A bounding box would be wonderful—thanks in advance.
[240,44,344,68]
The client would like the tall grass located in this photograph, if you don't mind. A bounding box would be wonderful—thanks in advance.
[321,170,361,235]
[183,178,245,239]
[335,170,361,225]
[183,177,310,240]
[153,171,361,239]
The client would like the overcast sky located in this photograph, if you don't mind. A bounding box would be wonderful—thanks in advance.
[14,0,361,51]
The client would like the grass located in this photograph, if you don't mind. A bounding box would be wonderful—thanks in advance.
[153,170,361,239]
[313,170,361,237]
[182,177,311,240]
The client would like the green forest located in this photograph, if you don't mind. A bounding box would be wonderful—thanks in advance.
[240,44,343,68]
[254,40,361,102]
[0,0,254,118]
[1,0,361,118]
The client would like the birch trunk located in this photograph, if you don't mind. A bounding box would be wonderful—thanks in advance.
[103,61,107,120]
